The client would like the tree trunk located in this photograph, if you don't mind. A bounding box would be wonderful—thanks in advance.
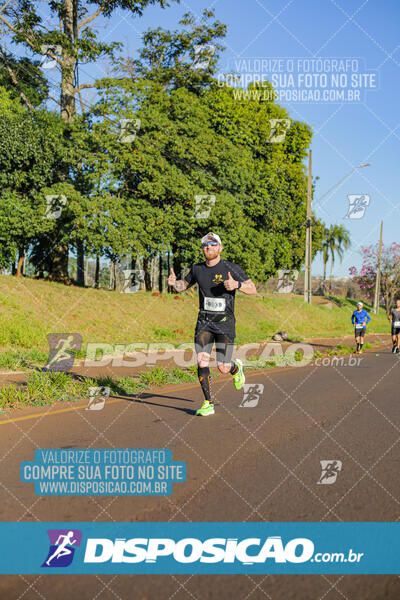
[322,259,327,295]
[113,261,117,291]
[329,256,334,295]
[110,261,117,291]
[16,247,25,277]
[151,254,157,289]
[61,0,77,123]
[47,0,76,283]
[171,244,183,279]
[94,255,100,289]
[143,257,152,291]
[130,255,137,290]
[84,256,89,286]
[48,245,70,283]
[76,241,85,286]
[167,252,171,293]
[158,253,163,293]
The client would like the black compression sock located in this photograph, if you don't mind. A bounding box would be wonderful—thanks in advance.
[230,361,239,375]
[356,343,360,351]
[360,343,364,349]
[198,366,212,402]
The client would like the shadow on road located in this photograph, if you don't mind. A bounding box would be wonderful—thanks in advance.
[111,392,197,416]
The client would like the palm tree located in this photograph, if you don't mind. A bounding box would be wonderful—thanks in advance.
[321,225,351,295]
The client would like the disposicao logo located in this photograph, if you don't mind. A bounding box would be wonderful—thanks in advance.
[83,536,314,564]
[42,529,82,568]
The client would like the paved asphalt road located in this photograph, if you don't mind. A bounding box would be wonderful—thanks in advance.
[0,348,399,599]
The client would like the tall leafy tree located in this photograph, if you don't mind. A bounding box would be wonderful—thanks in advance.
[0,110,70,274]
[105,12,324,283]
[0,0,177,281]
[0,52,48,108]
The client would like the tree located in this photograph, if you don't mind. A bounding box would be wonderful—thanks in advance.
[0,110,70,274]
[83,72,323,284]
[321,224,351,294]
[0,51,48,109]
[116,10,226,92]
[349,243,400,314]
[0,6,324,288]
[0,0,177,281]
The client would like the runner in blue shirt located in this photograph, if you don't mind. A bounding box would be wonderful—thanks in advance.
[351,301,371,354]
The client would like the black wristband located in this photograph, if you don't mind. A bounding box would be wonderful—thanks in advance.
[237,281,242,289]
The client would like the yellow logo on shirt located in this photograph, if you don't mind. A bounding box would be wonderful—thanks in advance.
[212,274,223,284]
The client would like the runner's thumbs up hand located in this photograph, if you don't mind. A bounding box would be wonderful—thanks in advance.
[224,271,238,291]
[168,268,176,287]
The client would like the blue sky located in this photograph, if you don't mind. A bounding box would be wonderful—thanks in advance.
[13,0,400,276]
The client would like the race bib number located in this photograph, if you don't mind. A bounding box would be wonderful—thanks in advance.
[394,321,400,328]
[204,297,226,312]
[355,323,364,329]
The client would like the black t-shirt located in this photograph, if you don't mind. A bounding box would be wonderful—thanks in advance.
[184,259,249,319]
[391,308,400,324]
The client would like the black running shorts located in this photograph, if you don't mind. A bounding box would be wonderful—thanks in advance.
[354,327,366,337]
[194,326,235,363]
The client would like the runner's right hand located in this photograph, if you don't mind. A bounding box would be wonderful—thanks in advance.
[168,268,176,287]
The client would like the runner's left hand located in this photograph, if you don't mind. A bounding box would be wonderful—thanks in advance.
[224,272,238,291]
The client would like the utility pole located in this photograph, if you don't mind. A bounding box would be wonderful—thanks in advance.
[304,150,312,303]
[373,221,383,314]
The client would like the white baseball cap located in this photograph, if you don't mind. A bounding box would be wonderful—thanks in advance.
[357,301,363,307]
[201,232,222,245]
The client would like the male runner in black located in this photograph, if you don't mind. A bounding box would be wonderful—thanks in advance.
[168,232,257,416]
[388,298,400,353]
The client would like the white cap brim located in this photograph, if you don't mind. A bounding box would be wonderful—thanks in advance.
[201,232,222,245]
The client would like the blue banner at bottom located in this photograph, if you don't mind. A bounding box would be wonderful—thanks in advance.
[0,522,398,574]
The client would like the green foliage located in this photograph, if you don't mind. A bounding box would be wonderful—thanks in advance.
[0,110,71,267]
[0,371,94,410]
[0,348,47,370]
[78,72,320,281]
[0,85,24,116]
[0,55,49,107]
[321,224,351,291]
[0,6,324,283]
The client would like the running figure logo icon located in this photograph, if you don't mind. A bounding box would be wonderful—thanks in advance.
[44,333,82,372]
[275,269,299,294]
[344,195,370,219]
[239,383,264,407]
[317,460,342,485]
[86,386,110,410]
[42,529,82,568]
[267,119,291,143]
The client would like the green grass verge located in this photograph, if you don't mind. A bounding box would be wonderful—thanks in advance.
[0,371,95,411]
[0,349,48,370]
[0,366,202,413]
[0,275,391,353]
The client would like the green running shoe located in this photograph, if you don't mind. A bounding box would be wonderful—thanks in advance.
[232,359,245,390]
[196,400,215,416]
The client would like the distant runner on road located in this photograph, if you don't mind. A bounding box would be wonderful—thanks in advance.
[168,232,257,416]
[388,298,400,354]
[351,301,371,354]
